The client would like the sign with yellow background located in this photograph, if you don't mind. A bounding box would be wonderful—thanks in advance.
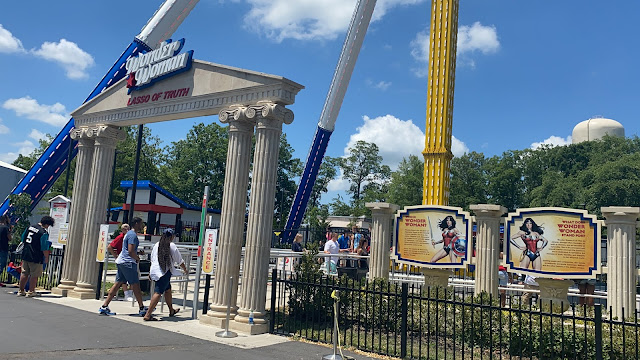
[202,229,218,275]
[95,224,110,263]
[394,205,471,269]
[504,208,601,279]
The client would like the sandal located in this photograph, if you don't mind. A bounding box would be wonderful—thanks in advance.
[143,316,160,321]
[169,308,181,317]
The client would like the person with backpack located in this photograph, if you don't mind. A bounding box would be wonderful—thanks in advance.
[18,216,55,297]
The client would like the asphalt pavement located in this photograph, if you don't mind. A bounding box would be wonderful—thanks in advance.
[1,288,376,360]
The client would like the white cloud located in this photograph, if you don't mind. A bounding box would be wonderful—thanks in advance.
[244,0,423,42]
[32,39,94,79]
[0,24,25,53]
[531,135,572,150]
[373,80,391,91]
[343,114,468,170]
[457,22,500,55]
[366,79,392,90]
[0,140,35,163]
[28,129,47,142]
[410,22,500,76]
[0,118,9,134]
[2,96,69,127]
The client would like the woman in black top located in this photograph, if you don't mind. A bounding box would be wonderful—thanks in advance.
[292,233,303,252]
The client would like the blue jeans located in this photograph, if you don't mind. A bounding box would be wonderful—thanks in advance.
[115,262,140,285]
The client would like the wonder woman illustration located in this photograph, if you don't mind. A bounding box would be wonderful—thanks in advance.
[509,218,548,271]
[430,216,462,263]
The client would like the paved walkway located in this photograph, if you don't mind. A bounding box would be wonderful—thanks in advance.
[1,287,378,360]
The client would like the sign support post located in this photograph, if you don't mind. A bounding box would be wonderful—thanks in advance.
[192,186,209,319]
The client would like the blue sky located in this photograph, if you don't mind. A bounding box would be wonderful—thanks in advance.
[1,0,638,201]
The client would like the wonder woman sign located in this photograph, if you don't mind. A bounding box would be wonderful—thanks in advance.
[504,207,601,279]
[394,205,471,269]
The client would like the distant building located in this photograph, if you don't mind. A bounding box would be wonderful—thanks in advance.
[109,180,221,242]
[0,160,27,205]
[572,117,625,144]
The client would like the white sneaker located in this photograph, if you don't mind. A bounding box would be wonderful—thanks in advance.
[125,290,134,302]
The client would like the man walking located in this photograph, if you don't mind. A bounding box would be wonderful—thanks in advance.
[18,216,55,297]
[99,217,147,316]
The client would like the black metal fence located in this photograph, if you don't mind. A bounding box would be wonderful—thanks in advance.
[0,248,64,290]
[270,269,640,359]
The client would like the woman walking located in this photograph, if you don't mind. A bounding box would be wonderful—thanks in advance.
[143,228,187,321]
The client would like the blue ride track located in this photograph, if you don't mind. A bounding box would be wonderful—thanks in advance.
[0,39,151,217]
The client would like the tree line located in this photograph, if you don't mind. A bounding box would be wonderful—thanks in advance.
[13,124,640,227]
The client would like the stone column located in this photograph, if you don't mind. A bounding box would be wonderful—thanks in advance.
[69,125,124,299]
[471,204,506,297]
[602,206,640,319]
[201,107,255,327]
[234,103,293,334]
[366,202,399,280]
[52,129,95,296]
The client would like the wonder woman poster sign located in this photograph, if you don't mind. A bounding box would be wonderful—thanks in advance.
[504,207,601,279]
[394,205,471,269]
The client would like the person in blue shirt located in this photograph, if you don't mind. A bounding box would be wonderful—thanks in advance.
[18,216,54,297]
[337,231,353,267]
[100,217,148,316]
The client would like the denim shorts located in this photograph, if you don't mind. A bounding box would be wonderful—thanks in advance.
[154,271,171,294]
[115,262,139,285]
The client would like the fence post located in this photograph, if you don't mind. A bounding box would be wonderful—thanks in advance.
[401,282,408,358]
[594,304,603,360]
[270,268,277,333]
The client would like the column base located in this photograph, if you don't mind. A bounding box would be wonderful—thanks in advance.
[422,268,451,288]
[51,287,69,297]
[68,284,97,300]
[230,319,269,335]
[200,313,230,329]
[235,309,267,325]
[208,304,238,320]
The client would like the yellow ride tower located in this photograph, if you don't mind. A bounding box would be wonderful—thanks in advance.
[423,0,459,205]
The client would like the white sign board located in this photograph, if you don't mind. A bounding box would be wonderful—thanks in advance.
[201,229,218,275]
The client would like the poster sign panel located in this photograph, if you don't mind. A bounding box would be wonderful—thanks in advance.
[504,207,601,279]
[394,205,472,269]
[58,223,69,245]
[96,224,110,263]
[202,229,218,275]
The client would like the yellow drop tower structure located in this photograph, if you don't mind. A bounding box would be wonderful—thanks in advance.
[422,0,459,205]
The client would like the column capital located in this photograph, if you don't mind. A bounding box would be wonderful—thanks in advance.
[366,202,399,215]
[218,106,255,133]
[249,102,294,126]
[601,206,640,225]
[87,125,125,148]
[470,204,507,219]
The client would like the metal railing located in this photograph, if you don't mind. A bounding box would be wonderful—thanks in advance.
[270,269,640,360]
[0,248,64,290]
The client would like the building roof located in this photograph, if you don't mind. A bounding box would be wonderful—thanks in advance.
[119,180,221,214]
[0,160,27,174]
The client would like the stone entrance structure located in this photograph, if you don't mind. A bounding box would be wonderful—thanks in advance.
[52,58,304,335]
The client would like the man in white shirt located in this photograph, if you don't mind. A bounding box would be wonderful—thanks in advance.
[324,232,340,267]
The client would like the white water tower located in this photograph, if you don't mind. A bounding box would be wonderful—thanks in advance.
[572,117,625,144]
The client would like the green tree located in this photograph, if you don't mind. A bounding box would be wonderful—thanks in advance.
[111,126,164,208]
[330,194,352,216]
[387,155,424,208]
[274,134,303,228]
[335,140,391,217]
[160,122,228,209]
[308,157,339,209]
[7,193,32,244]
[449,152,488,209]
[484,150,524,211]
